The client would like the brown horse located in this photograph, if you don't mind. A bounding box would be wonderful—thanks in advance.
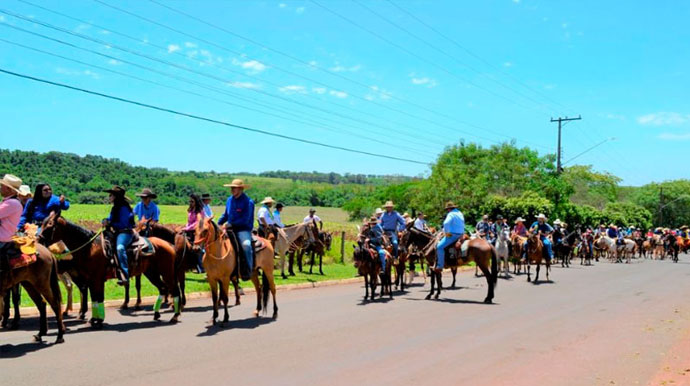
[194,218,277,323]
[422,234,497,303]
[525,232,550,283]
[510,234,527,274]
[39,213,182,328]
[0,243,65,343]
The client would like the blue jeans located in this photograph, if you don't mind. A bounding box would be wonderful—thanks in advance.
[384,230,399,259]
[523,237,554,260]
[374,245,386,271]
[436,233,462,269]
[116,232,133,279]
[235,230,254,272]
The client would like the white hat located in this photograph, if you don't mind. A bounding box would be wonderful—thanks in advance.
[0,174,22,194]
[515,217,526,223]
[260,196,275,205]
[553,219,562,225]
[18,184,32,197]
[537,213,547,220]
[375,208,383,215]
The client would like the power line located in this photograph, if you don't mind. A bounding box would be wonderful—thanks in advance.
[0,68,432,165]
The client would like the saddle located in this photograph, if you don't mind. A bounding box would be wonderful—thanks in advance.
[252,235,268,253]
[1,235,38,270]
[443,235,470,267]
[102,231,156,273]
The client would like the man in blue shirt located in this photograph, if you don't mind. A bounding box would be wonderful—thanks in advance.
[201,193,213,219]
[218,179,255,281]
[133,188,160,223]
[365,216,387,272]
[526,213,554,260]
[436,201,465,271]
[476,214,492,243]
[380,201,405,262]
[18,183,70,230]
[273,203,285,228]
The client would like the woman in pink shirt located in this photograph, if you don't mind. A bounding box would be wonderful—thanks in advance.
[0,174,23,244]
[512,217,527,237]
[182,194,206,273]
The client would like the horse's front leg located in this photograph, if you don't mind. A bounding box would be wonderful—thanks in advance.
[363,274,369,301]
[135,275,142,310]
[425,270,434,300]
[451,267,457,288]
[435,271,442,299]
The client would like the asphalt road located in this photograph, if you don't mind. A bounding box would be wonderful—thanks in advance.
[2,255,690,386]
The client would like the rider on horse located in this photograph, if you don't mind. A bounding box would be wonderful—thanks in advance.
[201,193,213,219]
[364,216,387,272]
[256,197,277,240]
[491,215,509,245]
[273,203,285,229]
[182,194,206,273]
[218,179,254,281]
[380,201,405,263]
[102,186,135,285]
[0,175,24,272]
[435,201,465,272]
[526,213,554,261]
[133,188,160,224]
[476,214,493,244]
[18,183,70,232]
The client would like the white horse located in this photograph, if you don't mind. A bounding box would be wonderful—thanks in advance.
[495,228,511,277]
[617,238,636,264]
[274,222,317,278]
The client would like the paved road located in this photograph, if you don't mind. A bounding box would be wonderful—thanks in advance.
[2,256,690,386]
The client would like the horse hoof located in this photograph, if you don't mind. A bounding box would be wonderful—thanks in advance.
[134,305,142,311]
[169,317,179,324]
[253,310,259,318]
[33,334,43,343]
[425,294,431,300]
[119,304,128,311]
[79,313,86,321]
[484,298,493,304]
[62,311,71,318]
[434,294,440,300]
[281,274,288,280]
[55,337,65,344]
[154,312,161,321]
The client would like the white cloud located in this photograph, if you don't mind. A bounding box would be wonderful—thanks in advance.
[107,59,121,66]
[233,58,267,73]
[308,60,318,67]
[279,85,307,94]
[167,44,180,53]
[312,87,327,94]
[279,3,287,8]
[330,64,361,72]
[637,112,689,126]
[367,85,393,101]
[56,67,100,79]
[503,61,512,67]
[295,7,305,14]
[659,133,690,140]
[228,81,260,89]
[410,76,438,88]
[184,42,197,48]
[329,90,348,98]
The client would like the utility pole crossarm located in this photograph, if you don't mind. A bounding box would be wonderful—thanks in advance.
[551,115,582,174]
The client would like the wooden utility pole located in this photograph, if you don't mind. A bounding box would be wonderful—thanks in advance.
[551,115,581,173]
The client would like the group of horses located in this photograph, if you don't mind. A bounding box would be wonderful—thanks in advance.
[0,212,328,343]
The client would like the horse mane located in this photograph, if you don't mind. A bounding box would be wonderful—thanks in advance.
[63,219,96,240]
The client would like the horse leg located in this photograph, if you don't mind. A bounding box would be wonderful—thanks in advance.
[371,272,378,300]
[319,252,324,275]
[144,270,166,321]
[534,262,540,283]
[251,273,262,317]
[78,285,88,320]
[135,274,143,310]
[309,251,315,274]
[22,284,48,342]
[263,269,279,319]
[298,250,304,273]
[209,277,219,325]
[60,273,73,316]
[288,251,296,276]
[279,250,288,280]
[546,259,550,281]
[363,274,369,301]
[435,271,442,299]
[231,276,241,306]
[478,261,494,304]
[527,260,532,282]
[219,277,230,326]
[121,280,130,310]
[10,285,20,329]
[2,291,10,329]
[425,270,435,300]
[178,268,187,309]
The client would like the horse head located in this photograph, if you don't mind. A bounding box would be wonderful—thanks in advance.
[135,217,153,236]
[195,217,218,246]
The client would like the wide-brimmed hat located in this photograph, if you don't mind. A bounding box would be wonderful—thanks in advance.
[681,225,689,230]
[537,213,547,220]
[0,174,22,194]
[201,193,211,200]
[368,216,379,225]
[609,223,615,228]
[18,184,32,198]
[309,208,316,213]
[402,212,410,218]
[136,188,157,199]
[260,197,275,205]
[375,208,384,215]
[223,178,250,189]
[445,201,457,210]
[554,219,562,225]
[515,217,526,223]
[104,185,130,201]
[383,201,395,208]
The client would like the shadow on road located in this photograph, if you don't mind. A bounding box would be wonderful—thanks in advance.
[531,280,555,285]
[196,316,275,337]
[357,297,394,306]
[0,340,58,358]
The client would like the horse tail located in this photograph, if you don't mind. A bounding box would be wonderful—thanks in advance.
[50,254,62,305]
[261,271,270,313]
[490,245,498,287]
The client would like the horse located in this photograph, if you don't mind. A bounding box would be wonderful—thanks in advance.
[594,235,615,262]
[617,238,636,264]
[525,232,551,283]
[194,218,277,322]
[642,236,654,259]
[0,243,65,343]
[653,235,665,260]
[556,229,580,268]
[39,213,182,328]
[353,241,381,301]
[578,232,594,266]
[495,228,511,277]
[305,230,331,275]
[275,222,319,278]
[509,234,526,274]
[664,234,679,262]
[422,233,497,302]
[1,284,21,330]
[355,224,393,300]
[634,236,645,258]
[398,223,429,285]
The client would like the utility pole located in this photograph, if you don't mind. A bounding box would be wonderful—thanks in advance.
[658,187,664,226]
[551,115,581,173]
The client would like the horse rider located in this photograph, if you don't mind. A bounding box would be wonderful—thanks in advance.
[402,212,411,225]
[17,185,32,206]
[133,188,160,224]
[201,193,214,219]
[513,217,527,237]
[102,186,135,285]
[491,215,509,244]
[304,208,323,230]
[476,214,492,242]
[526,213,554,261]
[218,179,254,281]
[414,212,429,232]
[364,216,387,273]
[182,194,206,273]
[380,201,405,263]
[257,197,277,240]
[435,201,465,272]
[273,203,285,229]
[0,175,24,272]
[552,219,564,247]
[374,208,383,224]
[18,183,70,231]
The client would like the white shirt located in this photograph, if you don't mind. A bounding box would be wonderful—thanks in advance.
[414,218,427,231]
[273,210,284,228]
[257,206,274,226]
[303,215,321,223]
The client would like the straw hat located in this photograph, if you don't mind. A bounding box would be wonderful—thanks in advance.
[18,184,32,198]
[681,225,689,230]
[375,208,383,215]
[368,216,379,225]
[553,219,562,225]
[223,179,250,189]
[383,201,395,208]
[402,212,410,219]
[135,188,157,199]
[444,201,457,210]
[515,217,526,223]
[537,213,547,220]
[0,174,22,194]
[260,197,275,205]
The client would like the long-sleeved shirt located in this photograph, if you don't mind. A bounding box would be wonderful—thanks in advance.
[530,221,554,234]
[182,211,203,232]
[256,205,274,227]
[475,220,491,235]
[367,223,384,247]
[107,205,135,232]
[380,211,405,231]
[18,194,70,229]
[203,204,213,218]
[513,223,527,237]
[607,228,618,238]
[218,193,254,232]
[133,201,160,222]
[0,196,22,242]
[443,209,465,235]
[273,209,284,228]
[413,218,428,231]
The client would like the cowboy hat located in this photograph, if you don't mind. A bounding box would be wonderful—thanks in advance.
[104,185,131,201]
[223,178,250,189]
[515,217,526,223]
[609,223,615,227]
[496,215,504,220]
[201,193,211,200]
[309,208,317,213]
[681,225,689,230]
[18,184,32,198]
[537,213,547,220]
[553,219,562,225]
[383,201,395,208]
[0,174,22,194]
[135,188,157,199]
[260,197,275,205]
[368,216,379,225]
[375,208,383,215]
[444,201,457,210]
[402,212,410,218]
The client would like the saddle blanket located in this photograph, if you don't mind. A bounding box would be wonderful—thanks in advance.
[8,235,37,269]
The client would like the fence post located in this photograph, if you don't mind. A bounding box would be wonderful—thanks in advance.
[340,231,346,264]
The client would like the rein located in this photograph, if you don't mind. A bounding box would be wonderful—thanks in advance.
[53,228,104,259]
[202,222,232,260]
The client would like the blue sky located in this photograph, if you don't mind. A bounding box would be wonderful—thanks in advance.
[0,0,688,186]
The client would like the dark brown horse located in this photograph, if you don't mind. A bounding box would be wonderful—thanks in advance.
[525,232,550,283]
[353,241,383,301]
[0,243,65,343]
[423,234,497,303]
[39,213,182,328]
